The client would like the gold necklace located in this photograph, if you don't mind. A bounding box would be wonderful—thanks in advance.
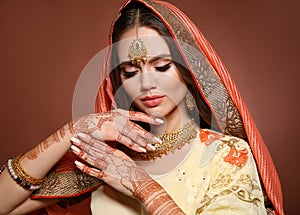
[132,121,197,160]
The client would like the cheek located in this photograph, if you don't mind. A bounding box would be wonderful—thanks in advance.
[159,72,187,103]
[121,77,141,99]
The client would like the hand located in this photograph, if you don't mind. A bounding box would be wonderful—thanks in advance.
[71,134,185,215]
[73,109,163,152]
[71,133,153,198]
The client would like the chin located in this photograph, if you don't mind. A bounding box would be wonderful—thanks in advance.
[138,106,166,118]
[148,108,176,119]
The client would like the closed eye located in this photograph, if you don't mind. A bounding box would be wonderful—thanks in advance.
[155,62,172,72]
[121,70,138,78]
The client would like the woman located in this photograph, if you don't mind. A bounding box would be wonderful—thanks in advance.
[0,0,284,214]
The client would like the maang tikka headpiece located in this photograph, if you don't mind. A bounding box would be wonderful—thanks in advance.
[128,8,147,65]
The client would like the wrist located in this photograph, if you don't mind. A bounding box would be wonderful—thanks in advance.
[61,121,76,147]
[134,179,161,203]
[134,180,185,215]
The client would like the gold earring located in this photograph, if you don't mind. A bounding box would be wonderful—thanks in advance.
[185,93,195,111]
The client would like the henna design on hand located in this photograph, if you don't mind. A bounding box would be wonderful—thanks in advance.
[73,109,163,152]
[71,134,151,196]
[135,180,185,215]
[71,134,185,215]
[24,122,74,160]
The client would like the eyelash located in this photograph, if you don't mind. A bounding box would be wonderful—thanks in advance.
[121,62,172,78]
[121,70,138,78]
[155,62,172,72]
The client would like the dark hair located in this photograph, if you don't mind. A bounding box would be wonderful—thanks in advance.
[110,2,212,129]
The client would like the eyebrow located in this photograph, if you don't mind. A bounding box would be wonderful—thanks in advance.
[119,54,172,67]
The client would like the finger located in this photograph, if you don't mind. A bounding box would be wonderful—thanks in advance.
[71,139,108,161]
[116,133,147,153]
[71,136,93,153]
[75,161,106,179]
[128,111,164,125]
[76,127,147,153]
[77,132,112,152]
[119,122,157,151]
[130,122,162,147]
[76,133,97,146]
[72,136,106,157]
[71,145,95,164]
[71,145,109,169]
[119,122,149,146]
[72,135,110,154]
[73,134,123,160]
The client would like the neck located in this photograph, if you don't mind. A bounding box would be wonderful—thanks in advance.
[132,103,198,174]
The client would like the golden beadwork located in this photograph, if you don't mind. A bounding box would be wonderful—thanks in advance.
[128,8,147,65]
[134,121,197,160]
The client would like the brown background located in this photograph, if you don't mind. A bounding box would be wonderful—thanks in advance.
[0,0,299,214]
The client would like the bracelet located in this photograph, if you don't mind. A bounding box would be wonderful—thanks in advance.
[7,155,45,190]
[12,155,45,185]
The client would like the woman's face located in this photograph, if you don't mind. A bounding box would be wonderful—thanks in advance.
[117,27,188,119]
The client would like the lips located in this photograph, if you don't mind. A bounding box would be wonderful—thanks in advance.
[140,95,165,107]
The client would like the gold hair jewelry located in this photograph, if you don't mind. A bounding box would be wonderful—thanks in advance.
[132,121,197,160]
[128,8,147,65]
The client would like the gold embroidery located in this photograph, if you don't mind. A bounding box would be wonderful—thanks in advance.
[32,169,102,197]
[235,188,261,206]
[196,173,262,214]
[212,174,233,189]
[237,174,260,191]
[196,194,214,214]
[217,138,239,150]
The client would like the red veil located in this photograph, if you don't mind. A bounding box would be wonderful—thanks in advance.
[96,0,284,214]
[32,0,284,214]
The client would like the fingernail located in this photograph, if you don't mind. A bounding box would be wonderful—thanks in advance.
[77,132,87,139]
[138,147,147,153]
[71,145,80,153]
[74,160,83,167]
[155,118,164,124]
[71,137,80,144]
[147,144,156,151]
[154,137,163,144]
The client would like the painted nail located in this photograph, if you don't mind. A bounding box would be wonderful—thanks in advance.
[77,132,87,139]
[154,137,163,144]
[71,137,80,144]
[155,118,164,124]
[71,145,80,153]
[147,144,156,151]
[138,147,147,153]
[74,160,83,167]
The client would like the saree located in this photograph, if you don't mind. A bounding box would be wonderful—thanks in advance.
[95,0,284,214]
[31,0,284,214]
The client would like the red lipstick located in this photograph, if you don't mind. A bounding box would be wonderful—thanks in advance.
[140,95,165,107]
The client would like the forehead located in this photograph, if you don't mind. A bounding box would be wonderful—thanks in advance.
[117,27,171,64]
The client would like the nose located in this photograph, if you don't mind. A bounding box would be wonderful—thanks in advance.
[140,71,157,91]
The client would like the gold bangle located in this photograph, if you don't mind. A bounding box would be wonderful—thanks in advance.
[12,155,45,186]
[7,157,42,190]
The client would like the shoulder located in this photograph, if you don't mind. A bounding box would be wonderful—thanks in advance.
[199,129,250,168]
